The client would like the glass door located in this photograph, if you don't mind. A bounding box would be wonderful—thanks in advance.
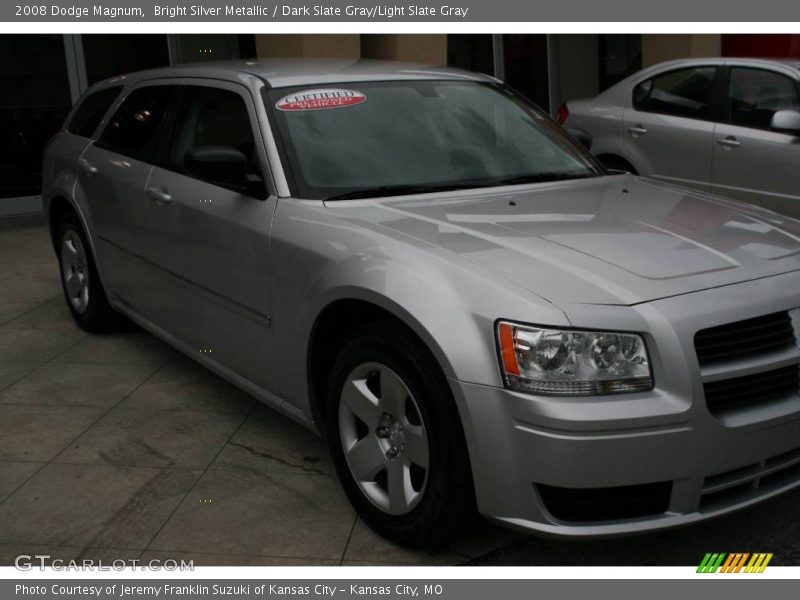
[81,35,171,85]
[0,35,73,210]
[502,35,550,112]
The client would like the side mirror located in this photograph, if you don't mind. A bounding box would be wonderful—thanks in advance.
[567,127,593,151]
[184,146,248,183]
[770,110,800,134]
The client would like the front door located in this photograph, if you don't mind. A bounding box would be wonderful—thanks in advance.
[77,83,178,298]
[141,80,277,391]
[712,66,800,218]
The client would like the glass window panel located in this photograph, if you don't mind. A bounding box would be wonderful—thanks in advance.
[728,67,800,129]
[98,86,176,161]
[0,34,72,199]
[633,67,717,120]
[66,86,123,138]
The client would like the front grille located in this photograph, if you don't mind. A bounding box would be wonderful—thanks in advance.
[537,481,672,522]
[703,365,799,414]
[694,311,795,366]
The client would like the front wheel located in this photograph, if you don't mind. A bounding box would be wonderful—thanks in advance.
[326,321,475,547]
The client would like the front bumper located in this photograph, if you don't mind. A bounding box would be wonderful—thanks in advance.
[452,272,800,538]
[453,379,800,539]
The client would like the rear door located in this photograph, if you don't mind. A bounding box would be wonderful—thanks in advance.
[141,80,278,391]
[622,65,719,191]
[44,85,123,212]
[711,65,800,218]
[77,83,179,298]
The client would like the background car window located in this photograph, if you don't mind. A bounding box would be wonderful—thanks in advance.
[727,68,800,129]
[633,67,717,120]
[169,86,257,176]
[66,86,122,138]
[98,85,175,161]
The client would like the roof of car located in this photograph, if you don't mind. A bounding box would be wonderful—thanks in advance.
[647,56,800,71]
[94,58,497,90]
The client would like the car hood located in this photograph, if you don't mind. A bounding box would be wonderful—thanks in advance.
[332,175,800,306]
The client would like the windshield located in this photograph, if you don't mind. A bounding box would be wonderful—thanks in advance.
[266,80,602,200]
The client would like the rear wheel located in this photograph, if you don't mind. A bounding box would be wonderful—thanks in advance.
[326,321,476,547]
[57,214,120,332]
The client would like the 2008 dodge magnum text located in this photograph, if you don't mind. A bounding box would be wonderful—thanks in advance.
[42,59,800,546]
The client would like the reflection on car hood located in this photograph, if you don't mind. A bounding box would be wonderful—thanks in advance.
[336,175,800,306]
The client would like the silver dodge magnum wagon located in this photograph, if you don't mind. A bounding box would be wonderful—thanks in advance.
[43,59,800,546]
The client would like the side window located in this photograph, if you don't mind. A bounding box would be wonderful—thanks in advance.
[97,85,175,161]
[169,85,258,178]
[728,68,800,130]
[633,67,717,120]
[66,86,122,138]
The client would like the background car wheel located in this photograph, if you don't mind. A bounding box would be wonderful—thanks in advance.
[57,213,120,332]
[326,321,476,548]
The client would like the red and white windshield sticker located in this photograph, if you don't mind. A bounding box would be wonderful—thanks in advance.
[275,89,366,111]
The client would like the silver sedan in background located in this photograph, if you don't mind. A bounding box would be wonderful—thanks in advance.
[560,58,800,218]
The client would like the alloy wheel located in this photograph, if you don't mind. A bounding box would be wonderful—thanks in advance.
[339,362,430,515]
[60,230,90,314]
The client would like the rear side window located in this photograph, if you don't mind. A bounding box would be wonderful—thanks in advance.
[728,67,800,129]
[633,67,717,120]
[98,85,176,161]
[67,86,122,138]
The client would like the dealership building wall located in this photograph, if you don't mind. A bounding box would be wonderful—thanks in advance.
[2,33,796,216]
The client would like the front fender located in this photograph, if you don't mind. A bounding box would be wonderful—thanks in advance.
[269,198,570,419]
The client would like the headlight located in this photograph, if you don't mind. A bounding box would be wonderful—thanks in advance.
[496,321,652,395]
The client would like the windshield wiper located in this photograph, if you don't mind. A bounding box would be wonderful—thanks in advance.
[325,184,475,201]
[492,172,596,186]
[324,172,598,201]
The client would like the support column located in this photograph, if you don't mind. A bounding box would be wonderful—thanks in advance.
[642,35,721,67]
[361,35,447,64]
[255,35,361,59]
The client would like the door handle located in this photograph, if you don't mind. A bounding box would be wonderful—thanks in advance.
[79,159,98,177]
[717,136,742,148]
[146,187,173,206]
[627,125,648,136]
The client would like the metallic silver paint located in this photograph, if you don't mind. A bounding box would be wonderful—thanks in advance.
[42,60,800,538]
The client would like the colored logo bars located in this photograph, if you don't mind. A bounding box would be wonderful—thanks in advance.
[697,553,773,573]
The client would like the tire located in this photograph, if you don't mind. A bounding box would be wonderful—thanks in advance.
[57,213,120,332]
[325,321,476,548]
[598,154,638,175]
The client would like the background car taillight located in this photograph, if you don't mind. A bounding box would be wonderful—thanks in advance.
[556,103,569,125]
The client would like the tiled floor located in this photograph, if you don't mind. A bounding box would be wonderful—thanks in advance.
[0,218,518,566]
